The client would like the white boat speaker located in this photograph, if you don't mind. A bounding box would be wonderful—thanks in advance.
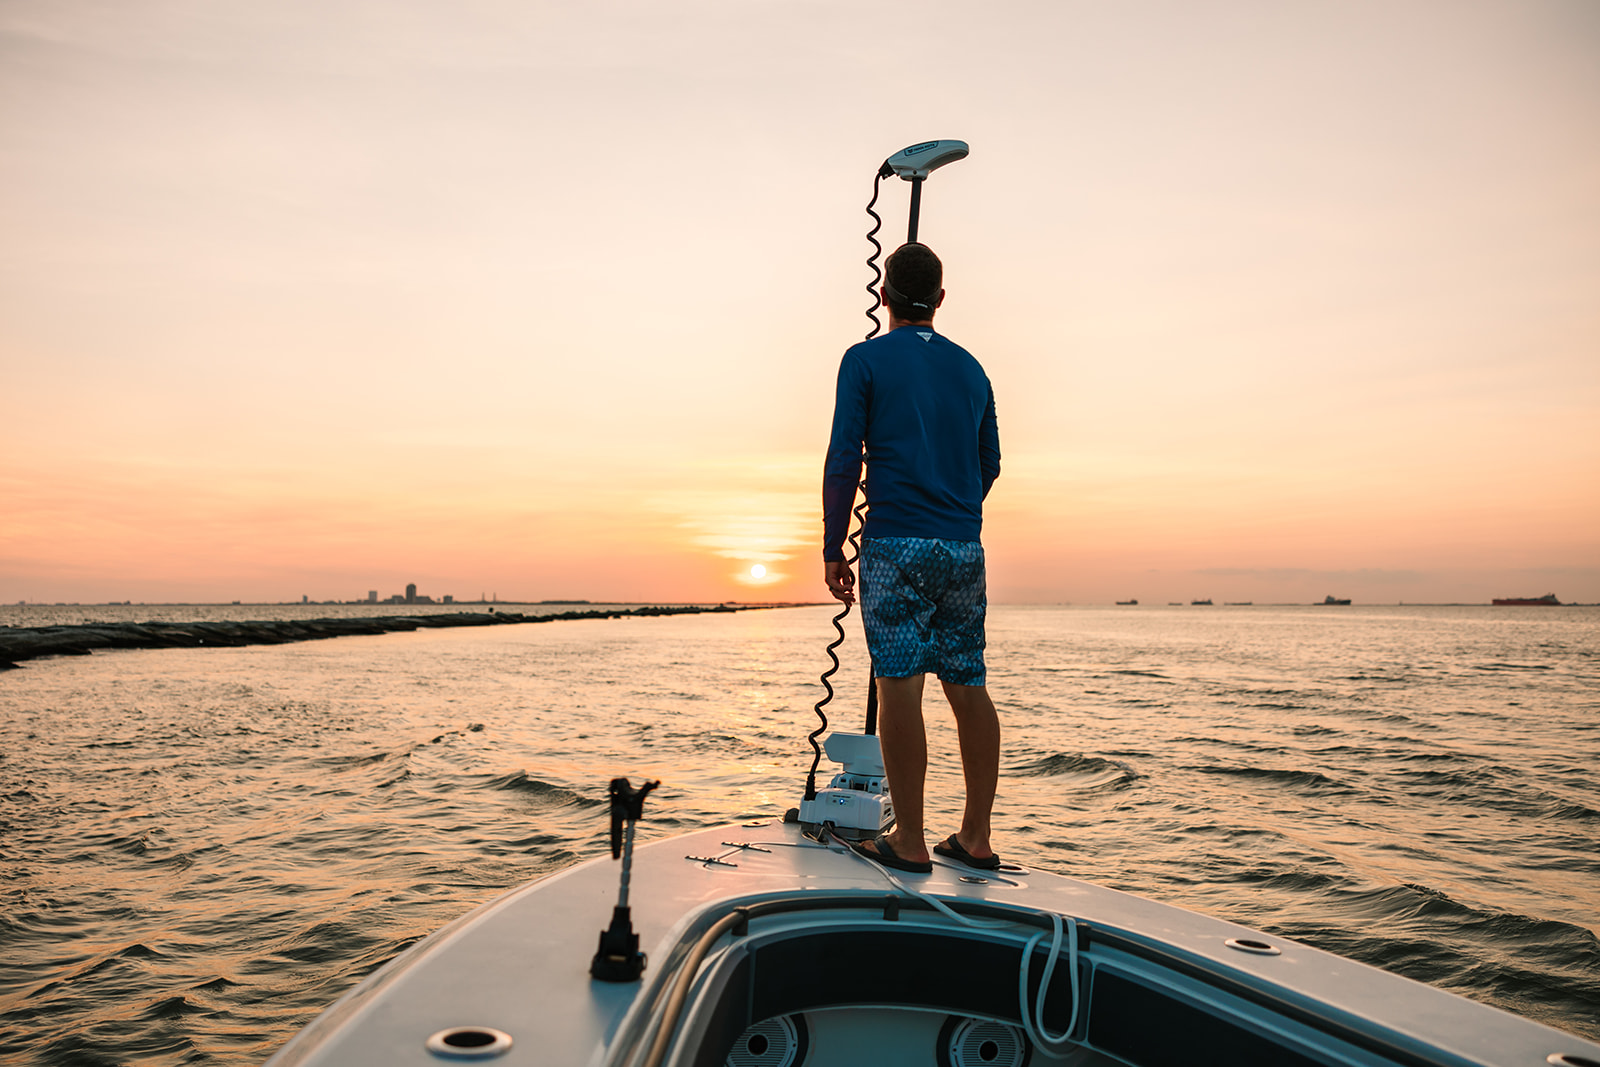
[725,1014,808,1067]
[939,1016,1031,1067]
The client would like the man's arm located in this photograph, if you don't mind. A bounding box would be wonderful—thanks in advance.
[822,351,869,562]
[979,381,1000,498]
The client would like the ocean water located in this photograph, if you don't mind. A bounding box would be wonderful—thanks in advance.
[0,603,1596,1063]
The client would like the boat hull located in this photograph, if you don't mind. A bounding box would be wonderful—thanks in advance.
[265,819,1600,1067]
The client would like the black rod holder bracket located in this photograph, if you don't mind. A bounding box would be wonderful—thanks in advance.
[590,776,659,982]
[607,777,657,858]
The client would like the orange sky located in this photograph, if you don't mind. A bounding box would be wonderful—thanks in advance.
[3,1,1597,606]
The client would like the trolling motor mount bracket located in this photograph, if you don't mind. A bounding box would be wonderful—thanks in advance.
[798,733,893,841]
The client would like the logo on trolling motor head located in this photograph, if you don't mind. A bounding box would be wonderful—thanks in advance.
[882,139,970,183]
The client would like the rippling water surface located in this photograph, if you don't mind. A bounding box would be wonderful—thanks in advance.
[1,603,1596,1063]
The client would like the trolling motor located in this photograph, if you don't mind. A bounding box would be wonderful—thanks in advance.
[797,140,971,842]
[589,776,658,982]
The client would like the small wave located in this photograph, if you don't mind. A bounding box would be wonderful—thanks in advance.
[1358,710,1436,728]
[1472,662,1553,672]
[1366,882,1600,950]
[659,729,761,754]
[142,994,208,1019]
[271,920,376,965]
[427,723,487,744]
[115,942,164,960]
[1546,801,1600,823]
[22,941,169,1001]
[1227,865,1347,894]
[1399,770,1595,825]
[374,767,411,790]
[151,851,196,871]
[1241,687,1309,698]
[318,724,488,769]
[502,832,574,850]
[102,830,159,856]
[1192,764,1355,794]
[1108,669,1168,679]
[1393,749,1465,763]
[316,748,405,769]
[1011,753,1140,791]
[1395,764,1527,796]
[485,773,604,808]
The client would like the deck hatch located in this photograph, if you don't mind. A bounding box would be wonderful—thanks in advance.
[424,1026,513,1060]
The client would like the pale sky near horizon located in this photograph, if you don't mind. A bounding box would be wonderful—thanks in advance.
[3,0,1597,606]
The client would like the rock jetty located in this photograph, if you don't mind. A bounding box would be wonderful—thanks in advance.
[0,605,746,670]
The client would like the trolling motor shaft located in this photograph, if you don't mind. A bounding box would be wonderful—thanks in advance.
[590,776,659,982]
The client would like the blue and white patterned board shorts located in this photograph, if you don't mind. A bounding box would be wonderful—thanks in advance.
[859,537,987,686]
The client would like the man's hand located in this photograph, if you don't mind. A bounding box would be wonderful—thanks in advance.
[824,560,856,605]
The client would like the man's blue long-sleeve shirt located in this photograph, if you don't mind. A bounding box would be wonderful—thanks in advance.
[823,325,1000,561]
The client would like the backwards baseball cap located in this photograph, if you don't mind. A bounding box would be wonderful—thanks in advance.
[883,243,942,311]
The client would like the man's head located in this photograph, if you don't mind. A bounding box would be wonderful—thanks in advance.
[883,243,944,322]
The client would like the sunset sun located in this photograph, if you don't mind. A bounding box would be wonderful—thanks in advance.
[749,564,767,580]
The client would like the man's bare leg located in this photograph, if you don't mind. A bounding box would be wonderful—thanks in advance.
[875,673,929,862]
[941,681,999,860]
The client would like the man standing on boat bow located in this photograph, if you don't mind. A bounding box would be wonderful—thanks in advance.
[822,242,1003,874]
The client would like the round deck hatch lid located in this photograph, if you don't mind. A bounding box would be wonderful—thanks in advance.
[425,1026,513,1059]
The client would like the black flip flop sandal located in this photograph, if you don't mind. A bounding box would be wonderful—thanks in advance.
[851,833,933,874]
[933,833,1001,870]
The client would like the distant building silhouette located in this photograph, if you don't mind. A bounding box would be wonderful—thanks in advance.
[368,590,377,603]
[405,583,417,604]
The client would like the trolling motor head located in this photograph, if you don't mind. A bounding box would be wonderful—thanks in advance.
[879,139,970,181]
[876,140,969,245]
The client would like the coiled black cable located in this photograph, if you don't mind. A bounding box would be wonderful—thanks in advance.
[863,169,886,338]
[804,170,887,802]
